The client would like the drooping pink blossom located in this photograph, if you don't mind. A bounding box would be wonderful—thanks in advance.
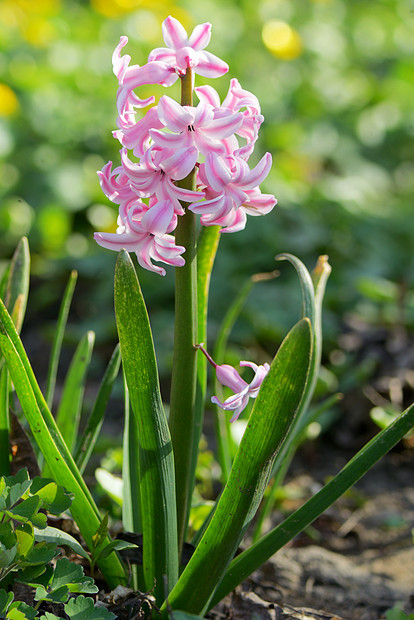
[195,78,264,159]
[113,106,164,157]
[148,16,229,80]
[120,145,202,215]
[150,95,243,156]
[94,199,185,276]
[189,152,276,231]
[112,36,175,150]
[195,344,270,422]
[212,361,270,422]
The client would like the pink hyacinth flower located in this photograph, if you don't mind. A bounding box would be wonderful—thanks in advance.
[94,199,185,276]
[120,145,202,215]
[212,361,270,422]
[148,15,229,79]
[150,95,243,156]
[195,78,264,159]
[112,36,176,143]
[190,152,276,231]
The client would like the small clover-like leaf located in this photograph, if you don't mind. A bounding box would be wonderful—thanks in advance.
[17,562,51,586]
[21,542,58,567]
[64,595,116,620]
[0,588,14,614]
[30,479,73,515]
[0,541,17,568]
[6,495,42,523]
[6,606,29,619]
[7,600,37,619]
[15,522,34,558]
[0,521,17,549]
[49,557,98,595]
[28,511,47,530]
[5,469,30,487]
[35,583,70,604]
[8,481,32,509]
[68,575,98,595]
[51,557,85,589]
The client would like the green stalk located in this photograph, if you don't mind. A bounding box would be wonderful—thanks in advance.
[169,68,199,554]
[193,226,220,493]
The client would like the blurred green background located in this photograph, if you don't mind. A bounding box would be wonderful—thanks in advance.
[1,0,413,423]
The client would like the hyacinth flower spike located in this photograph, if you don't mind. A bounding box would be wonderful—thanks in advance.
[196,344,270,422]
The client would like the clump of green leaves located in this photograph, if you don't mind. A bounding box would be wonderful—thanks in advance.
[0,469,115,619]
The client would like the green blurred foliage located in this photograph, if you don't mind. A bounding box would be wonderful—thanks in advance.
[0,0,413,378]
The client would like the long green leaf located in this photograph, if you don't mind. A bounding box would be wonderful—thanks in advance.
[0,238,30,475]
[0,299,91,498]
[122,373,141,533]
[55,331,95,454]
[210,400,414,607]
[3,237,30,336]
[45,270,78,409]
[163,319,312,616]
[0,366,10,475]
[121,376,141,591]
[253,256,330,540]
[114,250,178,603]
[273,256,329,462]
[0,327,127,588]
[75,344,122,474]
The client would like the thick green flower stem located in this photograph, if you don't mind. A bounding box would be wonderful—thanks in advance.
[169,68,198,554]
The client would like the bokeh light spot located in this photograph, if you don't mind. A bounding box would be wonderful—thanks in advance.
[87,204,117,231]
[37,205,71,252]
[262,20,302,60]
[0,84,19,116]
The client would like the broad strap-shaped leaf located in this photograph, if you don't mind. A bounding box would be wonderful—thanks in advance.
[163,318,312,616]
[114,250,178,602]
[211,400,414,607]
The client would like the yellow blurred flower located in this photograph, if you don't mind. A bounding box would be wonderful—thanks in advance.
[21,17,56,47]
[0,83,19,116]
[262,20,302,60]
[12,0,60,15]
